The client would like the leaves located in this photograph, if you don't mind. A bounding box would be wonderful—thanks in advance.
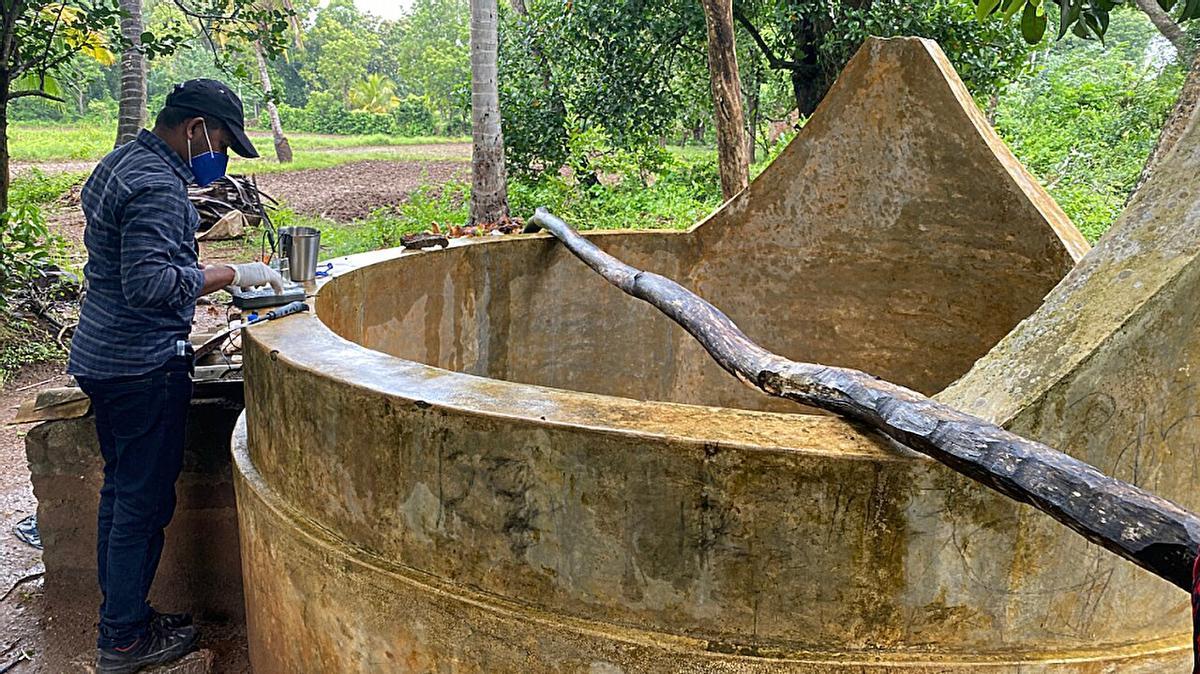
[348,74,401,113]
[977,0,1200,44]
[976,0,1002,22]
[1021,0,1047,43]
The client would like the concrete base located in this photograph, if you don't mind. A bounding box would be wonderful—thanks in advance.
[25,380,246,662]
[233,419,1189,672]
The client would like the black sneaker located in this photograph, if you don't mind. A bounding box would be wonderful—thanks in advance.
[96,623,199,674]
[150,608,193,630]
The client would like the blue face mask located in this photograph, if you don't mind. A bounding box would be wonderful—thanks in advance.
[188,121,228,187]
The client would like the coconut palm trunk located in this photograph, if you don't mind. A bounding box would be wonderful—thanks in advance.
[254,40,292,163]
[468,0,509,225]
[114,0,146,147]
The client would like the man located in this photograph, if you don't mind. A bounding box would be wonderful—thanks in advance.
[68,79,284,673]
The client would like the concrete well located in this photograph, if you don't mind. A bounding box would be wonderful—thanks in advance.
[233,38,1192,672]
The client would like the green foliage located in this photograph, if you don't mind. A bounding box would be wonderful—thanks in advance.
[270,90,437,135]
[390,0,471,135]
[311,182,470,257]
[304,1,373,99]
[296,151,723,261]
[349,74,400,113]
[737,0,1037,111]
[993,10,1184,240]
[9,169,84,206]
[500,0,705,178]
[0,170,74,311]
[0,318,63,387]
[508,155,722,232]
[0,205,56,311]
[975,0,1200,44]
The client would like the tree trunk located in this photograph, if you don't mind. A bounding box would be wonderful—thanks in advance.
[746,56,761,164]
[1131,49,1200,201]
[527,207,1200,592]
[255,41,292,163]
[469,0,510,225]
[1133,0,1193,58]
[791,69,822,117]
[1,85,9,215]
[700,0,750,200]
[114,0,146,148]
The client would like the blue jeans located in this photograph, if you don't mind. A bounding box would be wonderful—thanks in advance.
[76,356,193,649]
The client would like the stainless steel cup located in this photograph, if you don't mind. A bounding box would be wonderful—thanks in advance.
[276,227,295,279]
[285,226,321,282]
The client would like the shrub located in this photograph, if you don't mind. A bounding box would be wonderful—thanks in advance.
[992,11,1183,241]
[268,91,438,137]
[0,205,57,311]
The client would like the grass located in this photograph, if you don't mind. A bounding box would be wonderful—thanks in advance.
[8,121,467,163]
[228,148,469,175]
[247,131,468,151]
[277,151,727,261]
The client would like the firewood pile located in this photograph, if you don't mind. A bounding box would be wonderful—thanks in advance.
[188,175,277,240]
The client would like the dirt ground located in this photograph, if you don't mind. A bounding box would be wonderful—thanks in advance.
[254,158,468,221]
[0,364,64,672]
[0,367,253,673]
[10,142,471,178]
[44,158,470,263]
[0,154,467,671]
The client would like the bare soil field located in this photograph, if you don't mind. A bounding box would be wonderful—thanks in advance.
[10,142,471,178]
[254,158,468,221]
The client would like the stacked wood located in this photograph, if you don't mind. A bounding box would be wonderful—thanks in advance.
[188,175,277,236]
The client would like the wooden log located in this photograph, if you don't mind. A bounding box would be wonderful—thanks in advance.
[526,207,1200,592]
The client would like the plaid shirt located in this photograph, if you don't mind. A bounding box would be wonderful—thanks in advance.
[68,129,205,379]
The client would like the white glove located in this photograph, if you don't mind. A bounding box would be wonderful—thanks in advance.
[226,262,284,294]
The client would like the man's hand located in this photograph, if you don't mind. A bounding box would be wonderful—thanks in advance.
[225,262,285,294]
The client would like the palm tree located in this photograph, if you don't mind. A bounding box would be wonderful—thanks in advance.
[348,73,399,114]
[468,0,509,225]
[254,40,292,162]
[251,0,301,163]
[114,0,145,147]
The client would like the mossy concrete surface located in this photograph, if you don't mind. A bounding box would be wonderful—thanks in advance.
[231,37,1192,671]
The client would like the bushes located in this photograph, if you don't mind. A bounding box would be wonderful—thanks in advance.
[993,10,1184,241]
[267,91,437,136]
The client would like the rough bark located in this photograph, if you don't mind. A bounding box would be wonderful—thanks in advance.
[1131,48,1200,201]
[527,207,1200,592]
[115,0,146,148]
[1133,0,1193,58]
[701,0,750,199]
[1,76,9,215]
[469,0,510,225]
[254,41,292,163]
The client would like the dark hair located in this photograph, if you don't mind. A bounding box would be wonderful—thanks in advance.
[154,105,225,132]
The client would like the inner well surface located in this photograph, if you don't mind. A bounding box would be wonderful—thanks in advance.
[314,38,1084,413]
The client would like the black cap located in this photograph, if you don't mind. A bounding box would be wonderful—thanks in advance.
[165,79,259,159]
